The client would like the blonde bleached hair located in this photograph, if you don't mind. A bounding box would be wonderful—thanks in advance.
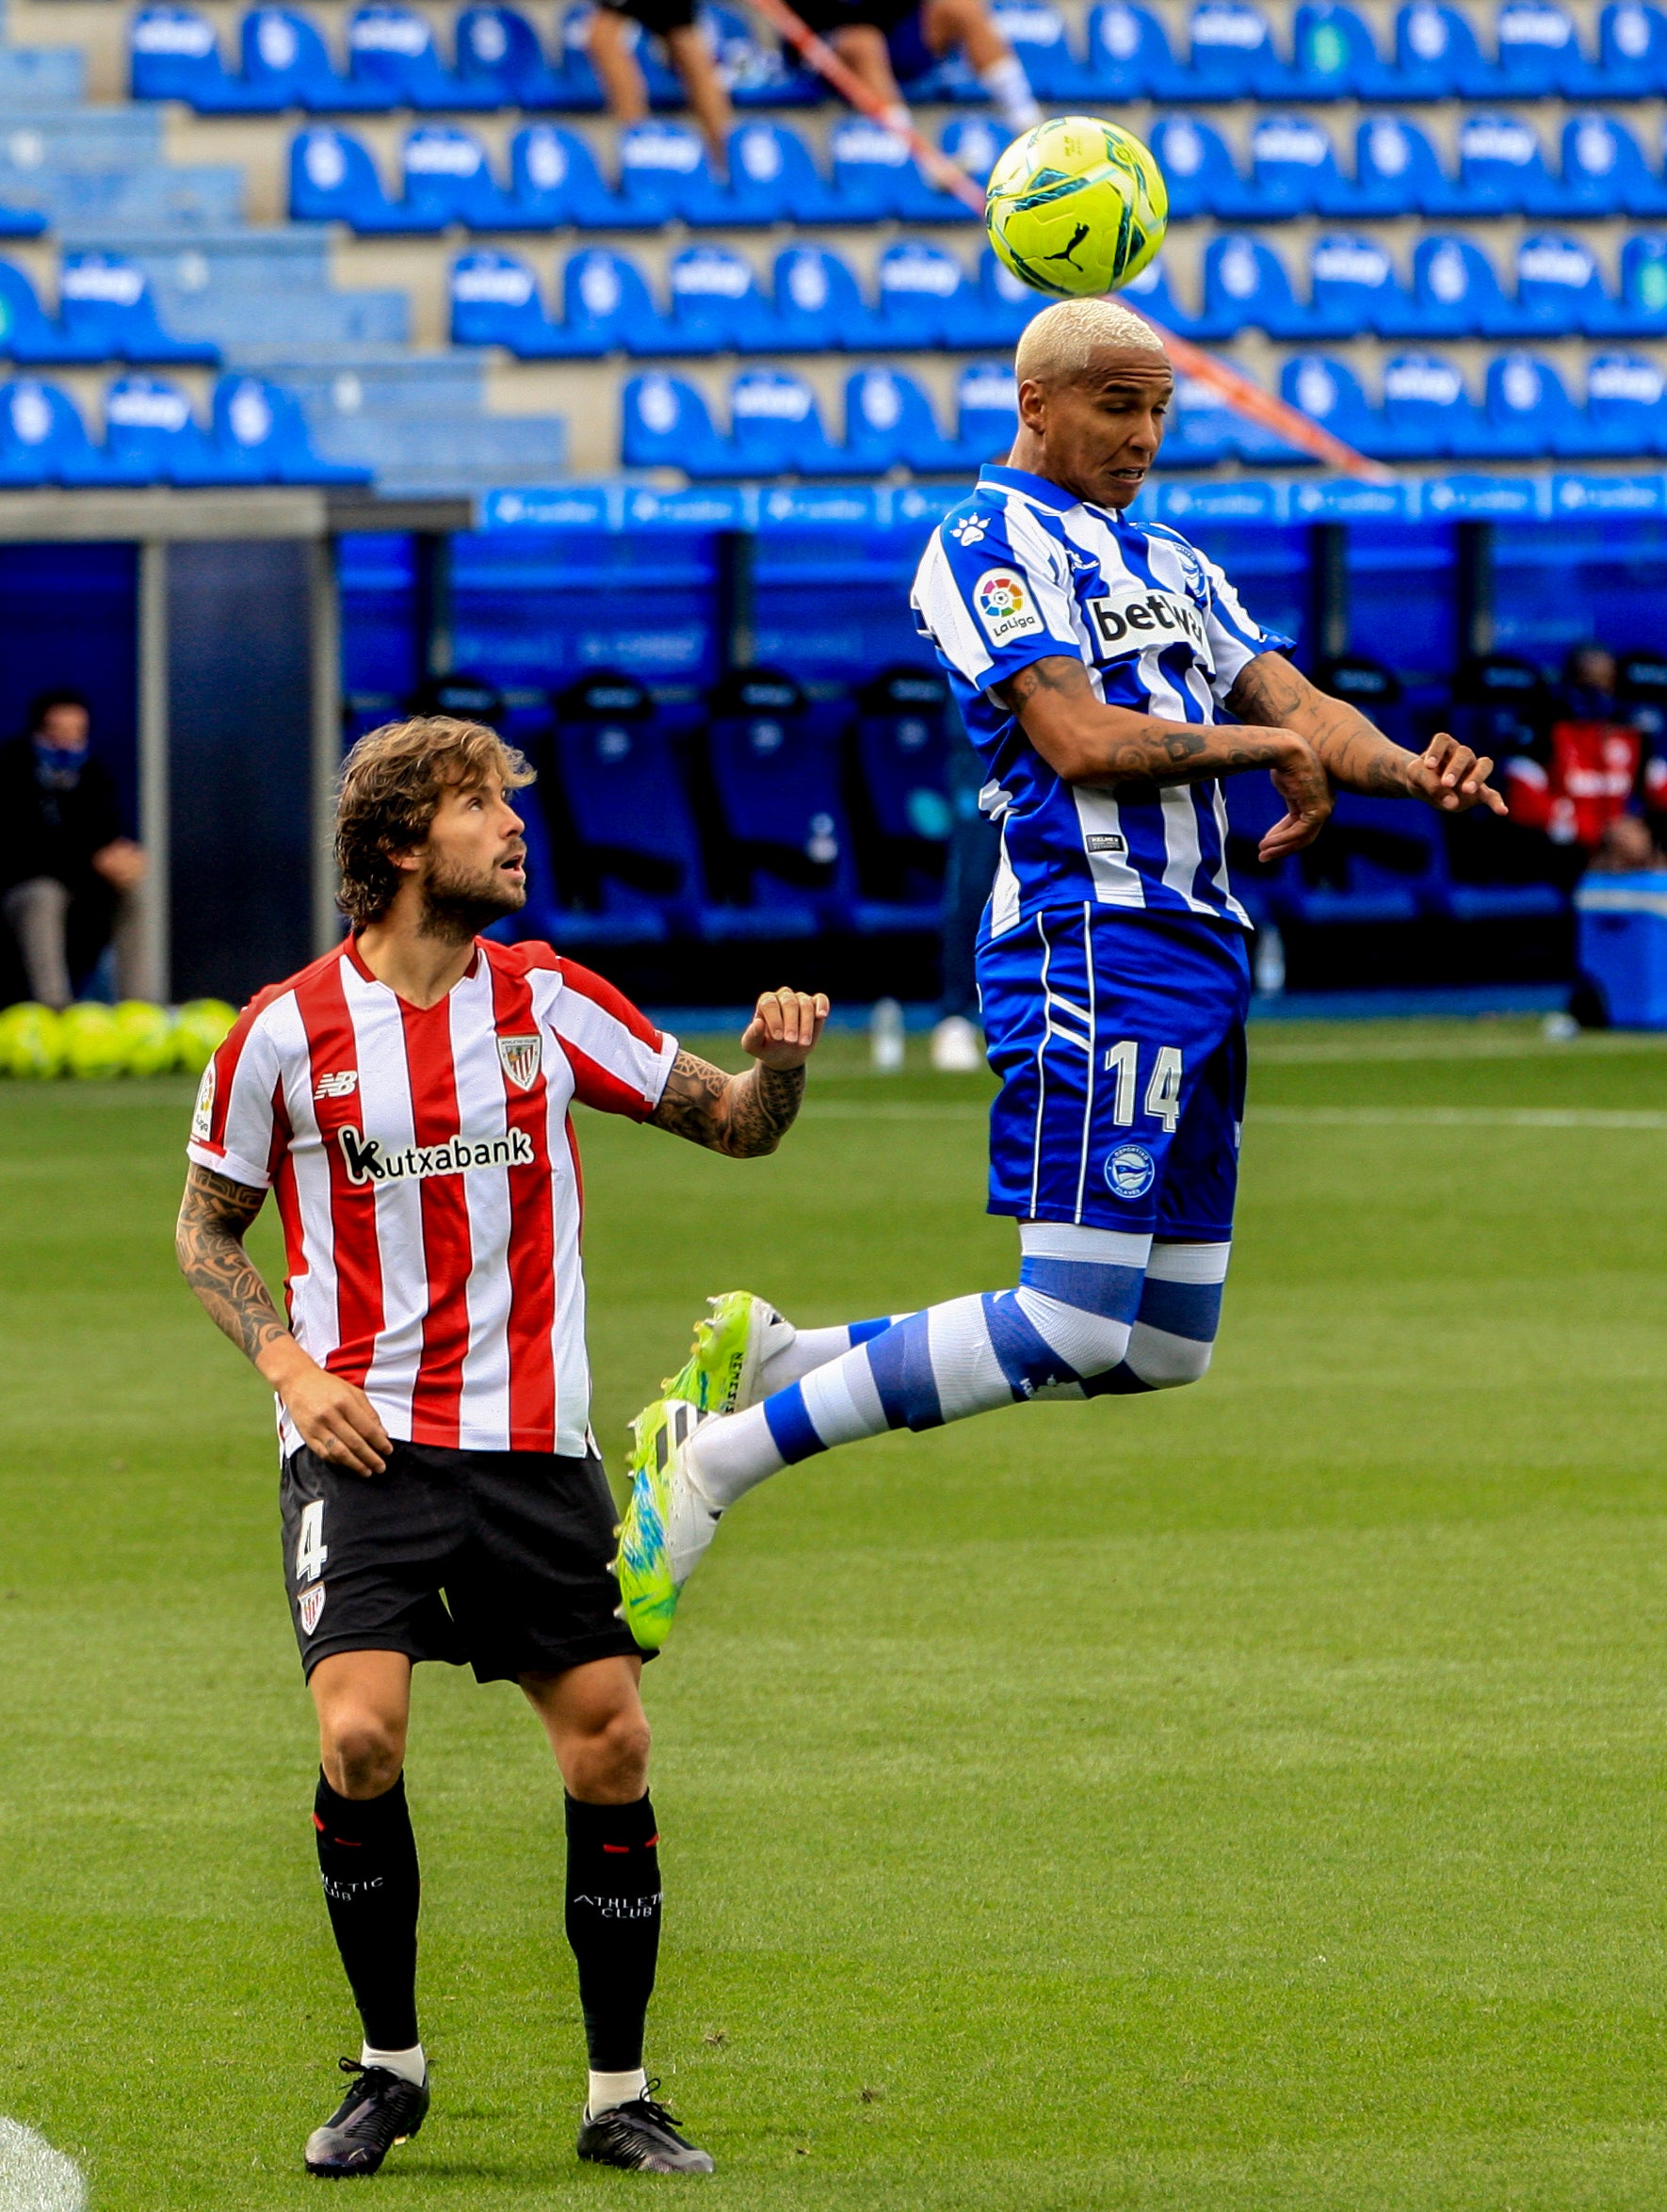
[335,715,534,928]
[1014,298,1169,386]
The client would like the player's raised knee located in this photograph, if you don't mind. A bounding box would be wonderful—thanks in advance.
[1125,1327,1214,1390]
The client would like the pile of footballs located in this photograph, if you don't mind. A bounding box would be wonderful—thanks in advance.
[0,997,236,1079]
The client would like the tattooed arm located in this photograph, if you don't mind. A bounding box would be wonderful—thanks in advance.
[1227,651,1509,815]
[649,988,830,1157]
[176,1163,392,1474]
[991,653,1333,860]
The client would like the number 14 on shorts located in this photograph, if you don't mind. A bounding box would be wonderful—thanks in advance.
[1103,1040,1184,1133]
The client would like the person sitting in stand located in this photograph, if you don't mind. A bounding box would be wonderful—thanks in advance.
[1504,646,1643,888]
[796,0,1042,137]
[0,687,147,1009]
[587,0,736,171]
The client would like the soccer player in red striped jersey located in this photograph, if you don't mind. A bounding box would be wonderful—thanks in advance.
[175,714,827,2180]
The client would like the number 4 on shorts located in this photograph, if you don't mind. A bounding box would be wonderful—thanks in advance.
[295,1499,328,1585]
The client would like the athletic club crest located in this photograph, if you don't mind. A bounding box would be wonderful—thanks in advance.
[299,1583,327,1635]
[497,1033,542,1090]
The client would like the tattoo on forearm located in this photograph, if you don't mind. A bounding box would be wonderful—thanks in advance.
[994,655,1310,789]
[176,1162,288,1364]
[1228,653,1414,797]
[649,1050,805,1157]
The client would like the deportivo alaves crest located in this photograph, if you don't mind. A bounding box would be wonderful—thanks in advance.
[336,1125,536,1187]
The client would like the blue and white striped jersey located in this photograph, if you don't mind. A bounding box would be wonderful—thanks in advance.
[910,463,1292,938]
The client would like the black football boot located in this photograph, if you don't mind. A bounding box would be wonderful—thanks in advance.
[576,2084,715,2174]
[304,2059,429,2178]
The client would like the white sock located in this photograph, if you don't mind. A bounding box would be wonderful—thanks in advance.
[588,2067,647,2117]
[361,2042,426,2088]
[979,56,1041,132]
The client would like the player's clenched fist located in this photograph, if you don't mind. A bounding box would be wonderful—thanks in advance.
[741,988,830,1070]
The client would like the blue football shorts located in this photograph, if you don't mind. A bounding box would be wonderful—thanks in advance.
[979,905,1251,1239]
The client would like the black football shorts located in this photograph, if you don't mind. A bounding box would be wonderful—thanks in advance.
[278,1442,647,1684]
[595,0,697,37]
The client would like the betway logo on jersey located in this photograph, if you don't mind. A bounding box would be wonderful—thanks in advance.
[1085,584,1210,658]
[337,1125,536,1187]
[974,567,1044,646]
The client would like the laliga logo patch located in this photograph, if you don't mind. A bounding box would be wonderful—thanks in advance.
[1105,1141,1156,1199]
[299,1583,327,1635]
[974,567,1043,646]
[191,1062,216,1141]
[497,1032,542,1090]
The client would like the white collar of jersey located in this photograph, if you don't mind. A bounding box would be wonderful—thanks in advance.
[977,462,1090,515]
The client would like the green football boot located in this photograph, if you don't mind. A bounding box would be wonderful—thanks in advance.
[614,1397,720,1653]
[660,1291,791,1417]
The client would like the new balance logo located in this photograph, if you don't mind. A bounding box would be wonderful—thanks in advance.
[337,1125,536,1187]
[315,1070,359,1099]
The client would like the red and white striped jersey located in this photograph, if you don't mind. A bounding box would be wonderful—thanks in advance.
[187,936,677,1459]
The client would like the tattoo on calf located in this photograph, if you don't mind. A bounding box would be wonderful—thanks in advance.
[649,1050,805,1158]
[176,1162,287,1364]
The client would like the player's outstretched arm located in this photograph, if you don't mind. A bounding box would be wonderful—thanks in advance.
[649,987,830,1157]
[993,654,1332,859]
[1227,652,1509,818]
[175,1163,393,1475]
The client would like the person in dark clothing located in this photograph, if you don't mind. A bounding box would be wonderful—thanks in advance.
[0,688,147,1009]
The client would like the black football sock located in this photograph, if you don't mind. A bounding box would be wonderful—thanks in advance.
[314,1769,422,2054]
[564,1793,662,2073]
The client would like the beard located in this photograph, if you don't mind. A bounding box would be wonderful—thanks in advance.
[415,851,526,943]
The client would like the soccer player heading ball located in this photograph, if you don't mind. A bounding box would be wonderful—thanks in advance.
[175,715,827,2179]
[616,298,1510,1648]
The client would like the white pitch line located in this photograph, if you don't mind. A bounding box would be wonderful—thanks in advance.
[802,1103,1667,1131]
[0,2120,85,2212]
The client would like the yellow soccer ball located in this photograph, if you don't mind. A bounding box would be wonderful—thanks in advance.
[0,1002,64,1079]
[173,997,237,1076]
[985,116,1168,299]
[60,1001,125,1080]
[113,999,178,1078]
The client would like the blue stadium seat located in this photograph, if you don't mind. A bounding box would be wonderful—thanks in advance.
[977,246,1046,343]
[729,370,846,477]
[1177,0,1292,96]
[240,8,369,112]
[850,664,951,928]
[57,251,219,364]
[662,247,776,354]
[1283,791,1442,927]
[940,117,1006,190]
[1494,0,1594,94]
[1307,233,1416,335]
[401,126,529,230]
[1350,112,1457,214]
[1406,234,1525,334]
[616,122,731,227]
[1482,351,1595,457]
[704,2,819,106]
[1514,233,1624,334]
[209,372,371,482]
[873,242,982,349]
[1616,234,1667,332]
[289,126,434,230]
[1085,1,1181,95]
[955,359,1018,467]
[131,6,264,108]
[1155,375,1236,465]
[1452,113,1561,216]
[1242,114,1353,217]
[510,125,621,227]
[704,668,846,932]
[450,250,566,353]
[0,378,118,486]
[1279,353,1390,455]
[345,4,469,107]
[552,674,705,939]
[1288,2,1395,93]
[559,249,665,354]
[1198,234,1318,337]
[843,365,961,473]
[724,121,839,224]
[1116,252,1208,337]
[454,5,566,105]
[0,263,87,363]
[1385,2,1499,96]
[830,119,961,222]
[1147,115,1255,220]
[1559,113,1667,218]
[1584,351,1667,452]
[1380,352,1490,456]
[986,0,1080,95]
[621,372,732,476]
[102,374,224,484]
[772,247,879,350]
[552,3,683,110]
[1594,0,1667,92]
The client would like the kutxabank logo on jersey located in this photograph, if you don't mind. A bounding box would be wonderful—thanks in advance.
[1086,583,1210,660]
[337,1125,536,1187]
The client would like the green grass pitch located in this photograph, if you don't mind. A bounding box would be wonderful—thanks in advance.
[4,1018,1667,2211]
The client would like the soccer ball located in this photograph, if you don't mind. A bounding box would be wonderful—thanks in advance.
[113,999,178,1078]
[0,1002,64,1079]
[985,117,1168,300]
[174,997,237,1076]
[60,1002,125,1080]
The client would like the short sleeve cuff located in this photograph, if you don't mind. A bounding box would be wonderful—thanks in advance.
[643,1031,679,1114]
[186,1139,271,1190]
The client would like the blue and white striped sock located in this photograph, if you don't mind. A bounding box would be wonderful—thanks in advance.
[1082,1241,1231,1396]
[687,1225,1151,1510]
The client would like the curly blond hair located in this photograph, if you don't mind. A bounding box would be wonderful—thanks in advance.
[334,715,534,927]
